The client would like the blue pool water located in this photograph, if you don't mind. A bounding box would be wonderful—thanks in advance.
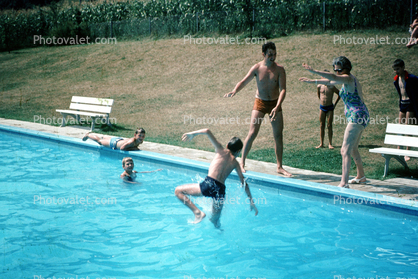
[1,129,418,279]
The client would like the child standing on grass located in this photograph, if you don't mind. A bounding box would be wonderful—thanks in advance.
[120,157,161,183]
[392,59,418,161]
[316,72,340,149]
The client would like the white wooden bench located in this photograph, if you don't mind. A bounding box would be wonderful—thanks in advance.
[369,123,418,177]
[56,96,114,131]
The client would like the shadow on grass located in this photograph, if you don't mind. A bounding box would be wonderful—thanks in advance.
[71,122,134,137]
[359,144,384,149]
[64,120,129,131]
[380,164,418,180]
[99,123,132,133]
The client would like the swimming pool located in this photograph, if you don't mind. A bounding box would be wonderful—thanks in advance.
[1,125,418,279]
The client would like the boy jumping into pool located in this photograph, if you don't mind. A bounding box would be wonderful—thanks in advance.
[174,128,258,228]
[82,128,146,151]
[120,157,162,183]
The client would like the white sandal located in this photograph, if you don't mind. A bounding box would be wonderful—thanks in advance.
[348,176,366,184]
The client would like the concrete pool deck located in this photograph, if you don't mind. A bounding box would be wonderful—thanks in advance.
[1,118,418,201]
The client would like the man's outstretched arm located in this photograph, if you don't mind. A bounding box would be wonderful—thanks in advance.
[224,65,257,98]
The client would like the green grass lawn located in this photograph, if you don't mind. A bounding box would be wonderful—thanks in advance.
[1,30,417,179]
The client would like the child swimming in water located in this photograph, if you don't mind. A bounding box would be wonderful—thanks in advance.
[120,157,162,183]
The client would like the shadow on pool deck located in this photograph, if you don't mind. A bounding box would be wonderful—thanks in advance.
[1,118,418,201]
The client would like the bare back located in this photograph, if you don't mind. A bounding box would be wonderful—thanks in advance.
[207,149,239,184]
[254,61,285,101]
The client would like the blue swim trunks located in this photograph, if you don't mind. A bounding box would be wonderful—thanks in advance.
[109,137,123,150]
[320,104,335,113]
[400,99,415,113]
[199,176,226,201]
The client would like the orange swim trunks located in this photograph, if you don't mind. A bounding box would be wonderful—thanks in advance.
[253,98,279,114]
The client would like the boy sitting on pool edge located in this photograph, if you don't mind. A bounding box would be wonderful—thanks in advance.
[121,157,162,183]
[174,128,258,228]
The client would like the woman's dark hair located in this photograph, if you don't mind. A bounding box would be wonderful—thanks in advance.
[332,56,352,72]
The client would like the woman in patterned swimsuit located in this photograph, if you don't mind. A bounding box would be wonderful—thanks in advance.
[299,56,369,188]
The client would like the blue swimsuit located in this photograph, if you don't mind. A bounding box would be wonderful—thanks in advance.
[109,137,123,150]
[339,79,370,127]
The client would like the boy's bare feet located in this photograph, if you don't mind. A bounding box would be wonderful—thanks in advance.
[316,144,324,148]
[277,167,292,177]
[82,132,90,141]
[405,156,411,162]
[209,215,222,229]
[329,144,335,149]
[211,219,221,229]
[192,210,206,224]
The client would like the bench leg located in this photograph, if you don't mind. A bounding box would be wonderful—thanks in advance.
[75,115,81,125]
[393,156,409,171]
[381,154,409,177]
[382,155,391,177]
[60,113,68,127]
[105,116,112,127]
[90,117,96,131]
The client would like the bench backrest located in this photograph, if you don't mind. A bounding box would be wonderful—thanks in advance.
[384,123,418,148]
[69,96,113,114]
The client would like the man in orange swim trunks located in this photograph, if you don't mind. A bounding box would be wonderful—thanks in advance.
[224,42,291,177]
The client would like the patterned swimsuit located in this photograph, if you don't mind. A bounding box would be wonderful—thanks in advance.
[339,79,369,127]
